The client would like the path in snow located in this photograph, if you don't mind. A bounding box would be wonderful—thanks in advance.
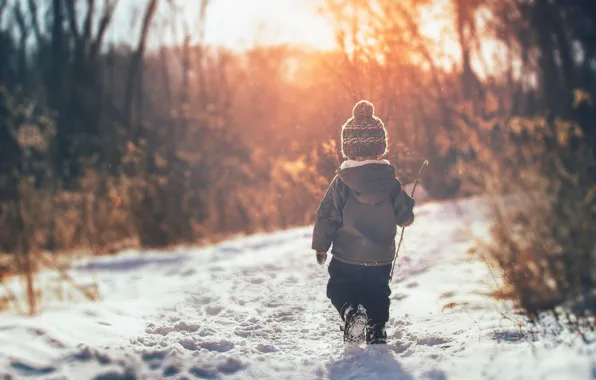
[0,199,594,379]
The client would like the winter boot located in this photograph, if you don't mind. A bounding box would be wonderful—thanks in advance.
[343,304,368,344]
[366,323,387,344]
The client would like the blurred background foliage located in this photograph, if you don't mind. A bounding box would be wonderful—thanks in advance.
[0,0,595,319]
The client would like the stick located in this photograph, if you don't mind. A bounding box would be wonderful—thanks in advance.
[390,160,428,281]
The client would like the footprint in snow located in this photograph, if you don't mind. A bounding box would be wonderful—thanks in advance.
[284,275,299,284]
[141,350,168,362]
[189,357,246,377]
[193,295,215,305]
[205,305,225,316]
[391,292,409,301]
[249,277,266,285]
[256,343,278,353]
[327,345,415,380]
[417,336,452,346]
[9,361,56,377]
[262,264,283,271]
[181,268,196,277]
[198,340,235,353]
[405,281,419,288]
[144,320,200,336]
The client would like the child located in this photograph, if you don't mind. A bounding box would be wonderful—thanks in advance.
[312,100,415,345]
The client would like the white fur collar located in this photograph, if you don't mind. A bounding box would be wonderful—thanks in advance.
[340,159,391,170]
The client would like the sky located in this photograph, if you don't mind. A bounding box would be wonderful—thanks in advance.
[186,0,467,65]
[110,0,462,55]
[198,0,454,52]
[200,0,337,50]
[111,0,337,51]
[109,0,499,74]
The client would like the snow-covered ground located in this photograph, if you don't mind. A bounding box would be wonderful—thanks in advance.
[0,199,594,379]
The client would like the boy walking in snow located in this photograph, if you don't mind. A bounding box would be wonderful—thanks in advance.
[312,100,415,345]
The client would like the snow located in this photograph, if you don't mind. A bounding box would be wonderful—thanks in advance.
[0,198,594,379]
[402,184,430,204]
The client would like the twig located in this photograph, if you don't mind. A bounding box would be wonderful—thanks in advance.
[38,255,100,301]
[0,278,21,314]
[492,304,539,351]
[390,160,428,281]
[462,305,483,342]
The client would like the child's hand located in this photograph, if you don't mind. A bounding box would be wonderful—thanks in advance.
[316,251,327,265]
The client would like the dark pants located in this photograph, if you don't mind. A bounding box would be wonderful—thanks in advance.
[327,258,392,326]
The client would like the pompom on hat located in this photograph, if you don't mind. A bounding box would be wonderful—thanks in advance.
[341,100,387,159]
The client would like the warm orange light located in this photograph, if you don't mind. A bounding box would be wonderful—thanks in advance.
[419,0,461,67]
[194,0,336,50]
[178,0,493,73]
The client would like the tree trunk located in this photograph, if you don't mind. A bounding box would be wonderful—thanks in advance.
[454,0,473,99]
[124,0,158,126]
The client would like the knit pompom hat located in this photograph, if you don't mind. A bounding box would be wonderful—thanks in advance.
[341,100,387,159]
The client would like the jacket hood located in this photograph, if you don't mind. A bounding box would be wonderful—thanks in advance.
[337,161,398,204]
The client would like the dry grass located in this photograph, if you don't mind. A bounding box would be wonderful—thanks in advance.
[0,143,336,315]
[458,114,596,338]
[0,169,126,314]
[0,251,102,314]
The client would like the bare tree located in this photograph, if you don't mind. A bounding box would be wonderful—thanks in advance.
[13,2,29,83]
[453,0,481,99]
[26,0,43,44]
[124,0,158,125]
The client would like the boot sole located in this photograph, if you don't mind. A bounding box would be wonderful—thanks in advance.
[344,313,367,344]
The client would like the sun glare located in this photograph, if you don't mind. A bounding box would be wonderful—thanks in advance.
[419,0,461,66]
[200,0,460,55]
[177,0,489,73]
[197,0,336,50]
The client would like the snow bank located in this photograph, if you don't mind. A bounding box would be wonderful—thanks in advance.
[402,183,430,203]
[0,198,594,379]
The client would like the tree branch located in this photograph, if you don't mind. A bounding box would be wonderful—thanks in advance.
[90,0,119,61]
[82,0,96,46]
[13,2,27,37]
[0,0,8,29]
[64,0,80,43]
[26,0,43,44]
[14,2,30,81]
[124,0,158,124]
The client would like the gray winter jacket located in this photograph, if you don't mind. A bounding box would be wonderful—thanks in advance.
[312,161,415,266]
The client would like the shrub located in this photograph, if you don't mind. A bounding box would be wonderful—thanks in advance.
[459,114,596,335]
